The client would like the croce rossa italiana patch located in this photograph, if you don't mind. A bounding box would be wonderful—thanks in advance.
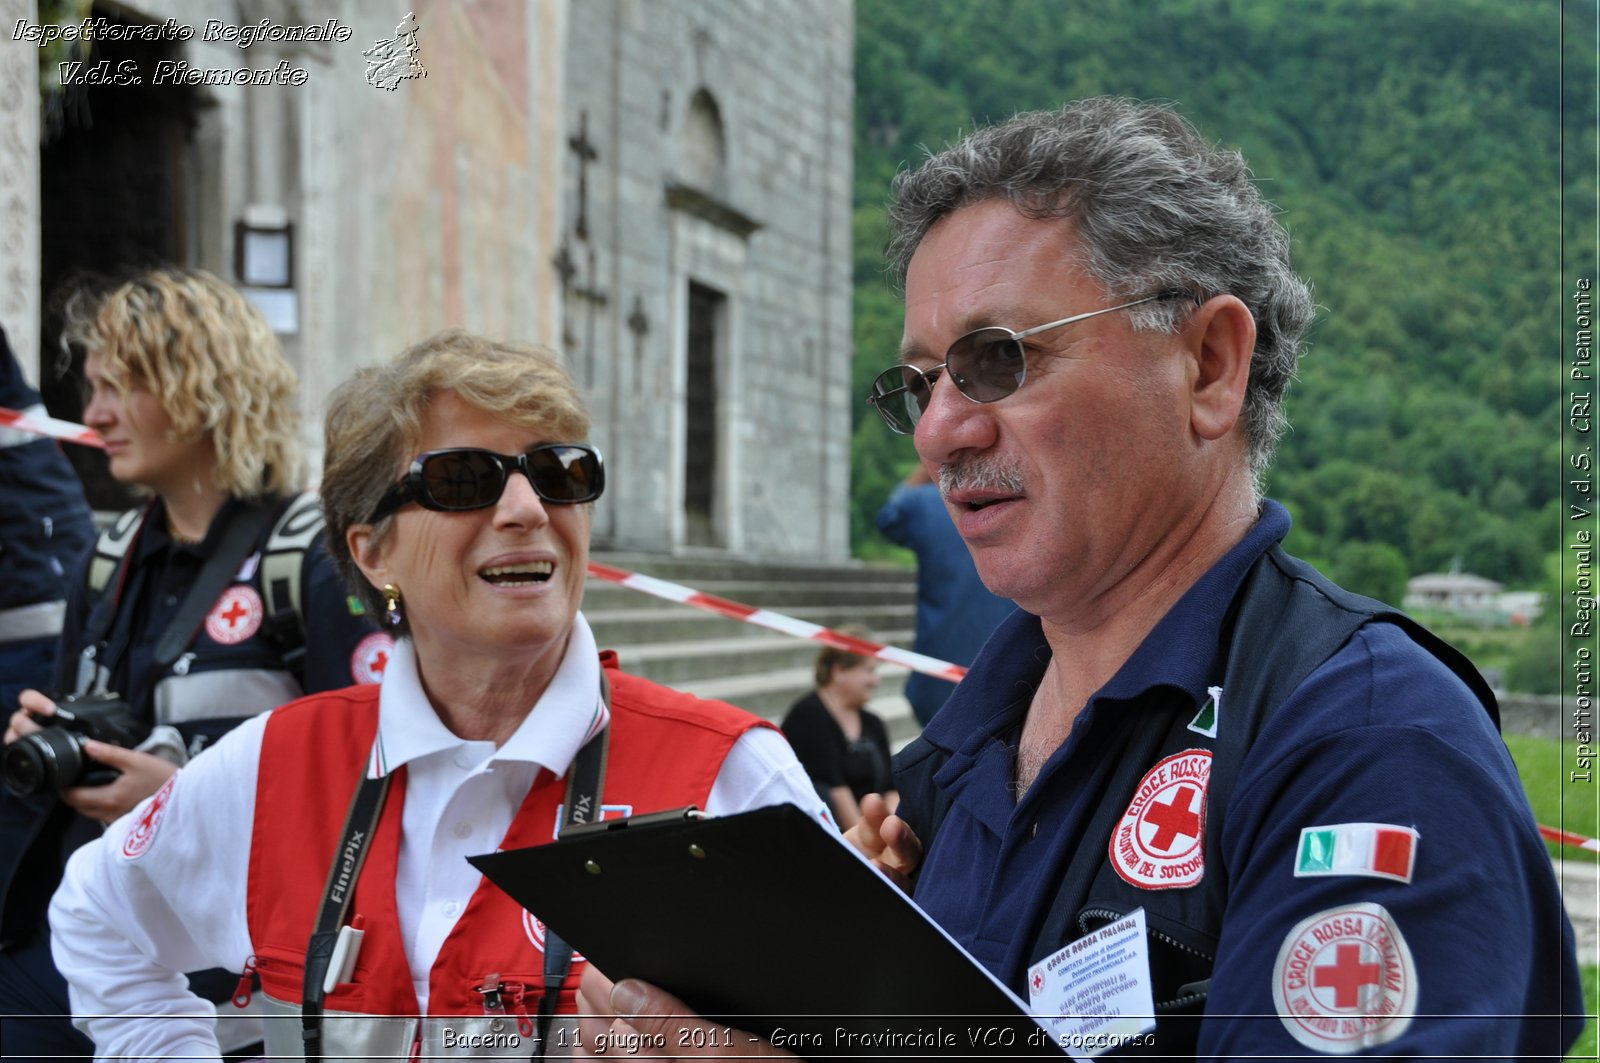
[1109,749,1212,889]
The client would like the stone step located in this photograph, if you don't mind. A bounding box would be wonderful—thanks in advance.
[587,602,916,645]
[671,663,927,741]
[612,629,916,686]
[585,553,927,761]
[592,552,915,586]
[581,578,917,612]
[675,665,928,746]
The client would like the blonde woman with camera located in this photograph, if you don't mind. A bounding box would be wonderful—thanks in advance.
[0,268,382,1060]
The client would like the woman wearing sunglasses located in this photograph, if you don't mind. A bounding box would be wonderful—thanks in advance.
[1,268,384,1061]
[49,329,826,1059]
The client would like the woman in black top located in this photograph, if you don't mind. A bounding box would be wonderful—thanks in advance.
[780,630,898,828]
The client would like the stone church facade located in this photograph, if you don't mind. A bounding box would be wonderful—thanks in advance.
[0,0,854,561]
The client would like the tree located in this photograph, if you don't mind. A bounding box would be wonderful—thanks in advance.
[1328,541,1410,606]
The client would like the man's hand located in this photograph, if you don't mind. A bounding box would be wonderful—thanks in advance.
[60,742,177,825]
[576,966,796,1059]
[843,792,922,892]
[5,688,55,744]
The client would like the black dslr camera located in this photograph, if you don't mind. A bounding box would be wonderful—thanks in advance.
[1,691,149,797]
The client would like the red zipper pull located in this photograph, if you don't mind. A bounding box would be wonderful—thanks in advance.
[502,981,534,1038]
[231,956,258,1008]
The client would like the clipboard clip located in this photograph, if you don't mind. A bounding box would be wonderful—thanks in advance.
[558,805,703,840]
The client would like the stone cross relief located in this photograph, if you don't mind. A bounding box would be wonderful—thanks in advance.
[553,111,610,383]
[568,110,599,243]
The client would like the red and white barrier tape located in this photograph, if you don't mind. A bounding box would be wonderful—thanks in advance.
[1539,824,1600,855]
[14,406,1599,851]
[0,406,104,449]
[586,561,968,684]
[563,571,1600,855]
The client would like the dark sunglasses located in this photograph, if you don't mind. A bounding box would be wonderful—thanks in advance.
[865,289,1196,435]
[369,443,605,522]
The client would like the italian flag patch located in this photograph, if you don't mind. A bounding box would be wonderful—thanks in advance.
[1295,822,1418,884]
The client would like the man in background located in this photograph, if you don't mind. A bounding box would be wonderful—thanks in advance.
[0,327,95,710]
[876,466,1012,725]
[0,326,96,1059]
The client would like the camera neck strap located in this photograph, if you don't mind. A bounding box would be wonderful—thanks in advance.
[534,669,610,1060]
[151,501,277,670]
[300,670,612,1061]
[300,760,390,1057]
[83,499,277,678]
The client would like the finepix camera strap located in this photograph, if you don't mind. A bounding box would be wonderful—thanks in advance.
[300,672,612,1061]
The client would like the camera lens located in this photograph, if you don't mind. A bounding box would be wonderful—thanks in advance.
[1,729,88,797]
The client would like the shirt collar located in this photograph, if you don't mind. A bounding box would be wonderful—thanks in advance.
[922,500,1293,755]
[368,613,609,780]
[1094,500,1291,707]
[136,496,248,562]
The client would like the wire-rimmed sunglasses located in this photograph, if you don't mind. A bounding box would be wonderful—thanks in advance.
[369,443,605,522]
[865,290,1196,435]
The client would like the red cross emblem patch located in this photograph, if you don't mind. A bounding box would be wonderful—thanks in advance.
[1272,902,1416,1052]
[205,585,264,645]
[351,632,395,685]
[121,774,177,860]
[1109,749,1211,890]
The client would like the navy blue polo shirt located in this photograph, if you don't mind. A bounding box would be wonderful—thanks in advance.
[911,502,1582,1057]
[52,496,383,726]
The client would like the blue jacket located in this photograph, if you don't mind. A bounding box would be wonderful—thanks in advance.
[876,481,1013,722]
[898,502,1582,1058]
[0,329,95,625]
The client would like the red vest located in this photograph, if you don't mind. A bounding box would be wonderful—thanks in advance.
[247,652,769,1025]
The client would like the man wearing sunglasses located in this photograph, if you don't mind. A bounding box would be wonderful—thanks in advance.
[580,98,1582,1058]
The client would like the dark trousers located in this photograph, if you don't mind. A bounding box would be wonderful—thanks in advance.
[0,926,261,1058]
[0,926,92,1062]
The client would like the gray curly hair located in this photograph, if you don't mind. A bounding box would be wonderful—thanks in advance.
[886,97,1315,483]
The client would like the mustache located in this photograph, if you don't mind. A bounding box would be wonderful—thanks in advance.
[939,458,1026,497]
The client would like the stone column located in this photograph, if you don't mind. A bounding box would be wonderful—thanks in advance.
[0,0,41,382]
[528,0,568,350]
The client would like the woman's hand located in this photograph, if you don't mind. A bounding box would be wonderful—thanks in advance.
[60,742,178,825]
[842,792,922,892]
[6,689,57,744]
[576,965,797,1059]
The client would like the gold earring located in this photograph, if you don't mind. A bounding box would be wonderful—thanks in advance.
[382,584,403,628]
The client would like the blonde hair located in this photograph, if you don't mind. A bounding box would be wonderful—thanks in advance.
[320,329,591,627]
[61,268,303,498]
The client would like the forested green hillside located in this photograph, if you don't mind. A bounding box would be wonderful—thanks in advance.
[850,0,1592,610]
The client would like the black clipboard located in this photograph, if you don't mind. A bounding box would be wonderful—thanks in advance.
[469,803,1065,1059]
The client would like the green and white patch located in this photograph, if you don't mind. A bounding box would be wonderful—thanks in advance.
[1187,684,1221,738]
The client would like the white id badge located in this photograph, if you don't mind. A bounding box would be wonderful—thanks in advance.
[1026,908,1157,1055]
